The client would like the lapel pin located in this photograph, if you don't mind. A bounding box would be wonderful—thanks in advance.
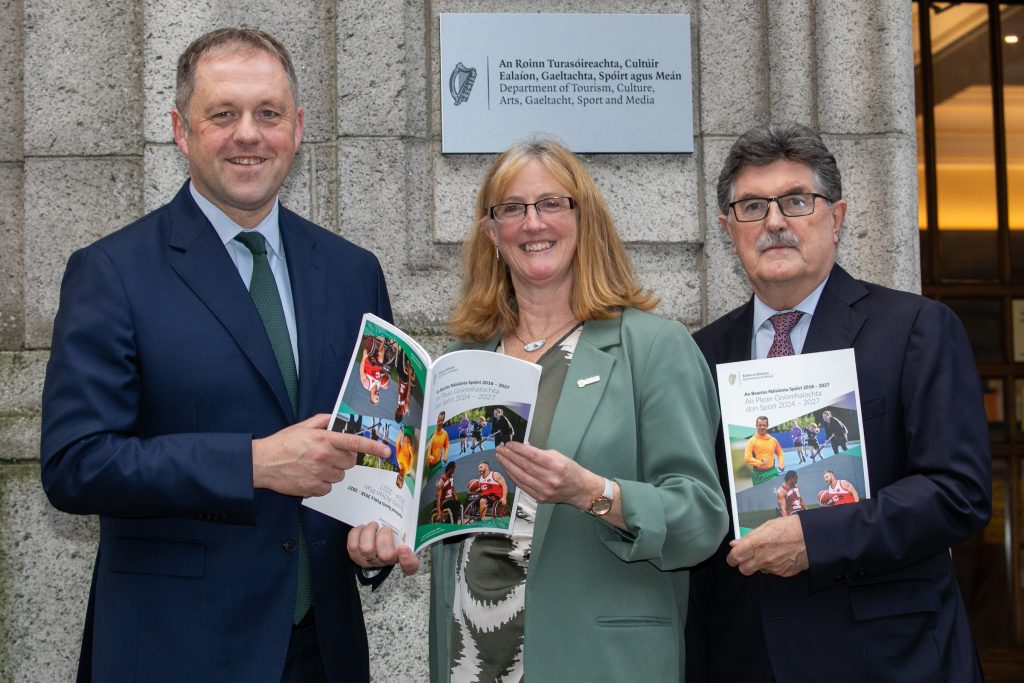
[577,375,600,388]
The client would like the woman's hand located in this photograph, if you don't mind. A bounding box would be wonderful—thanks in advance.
[494,442,599,507]
[496,442,626,529]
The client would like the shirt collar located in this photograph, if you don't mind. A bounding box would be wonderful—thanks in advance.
[189,181,284,259]
[752,275,829,329]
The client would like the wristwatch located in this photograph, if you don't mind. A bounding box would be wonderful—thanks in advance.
[587,478,614,516]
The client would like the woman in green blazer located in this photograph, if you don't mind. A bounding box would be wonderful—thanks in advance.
[428,139,728,682]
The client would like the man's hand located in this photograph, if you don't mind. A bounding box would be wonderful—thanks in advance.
[252,414,391,497]
[726,514,809,577]
[347,522,420,576]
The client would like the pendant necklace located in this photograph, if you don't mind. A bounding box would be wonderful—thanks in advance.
[513,319,578,353]
[520,338,545,352]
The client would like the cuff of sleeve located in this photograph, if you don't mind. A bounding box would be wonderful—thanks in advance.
[356,563,393,589]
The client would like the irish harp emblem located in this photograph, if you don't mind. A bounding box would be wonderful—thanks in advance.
[728,373,737,386]
[449,62,477,105]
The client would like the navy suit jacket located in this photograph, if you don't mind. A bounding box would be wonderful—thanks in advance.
[41,183,392,683]
[685,265,991,683]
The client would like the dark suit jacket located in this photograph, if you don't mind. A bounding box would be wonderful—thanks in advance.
[40,183,392,683]
[685,265,990,683]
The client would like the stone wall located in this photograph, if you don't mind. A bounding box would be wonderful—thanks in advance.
[0,1,916,680]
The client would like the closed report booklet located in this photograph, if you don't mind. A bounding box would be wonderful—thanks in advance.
[714,349,871,537]
[303,314,541,552]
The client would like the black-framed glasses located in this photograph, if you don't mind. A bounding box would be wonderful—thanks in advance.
[728,192,828,222]
[489,196,576,222]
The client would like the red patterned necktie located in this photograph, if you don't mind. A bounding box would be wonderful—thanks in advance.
[767,311,804,357]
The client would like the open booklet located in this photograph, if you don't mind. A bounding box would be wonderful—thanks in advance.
[303,313,541,552]
[714,348,871,538]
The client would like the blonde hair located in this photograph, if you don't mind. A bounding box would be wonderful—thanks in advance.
[448,139,656,341]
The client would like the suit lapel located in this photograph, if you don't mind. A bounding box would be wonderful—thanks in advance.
[545,321,618,461]
[723,302,755,362]
[281,211,327,418]
[167,186,296,421]
[533,317,618,561]
[802,265,869,353]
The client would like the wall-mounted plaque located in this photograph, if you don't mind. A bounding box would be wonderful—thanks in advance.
[440,13,694,154]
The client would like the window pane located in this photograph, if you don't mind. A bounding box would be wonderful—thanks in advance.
[916,99,933,282]
[983,378,1007,440]
[920,229,932,283]
[1014,378,1024,440]
[1018,458,1024,604]
[929,3,1000,280]
[1004,5,1024,279]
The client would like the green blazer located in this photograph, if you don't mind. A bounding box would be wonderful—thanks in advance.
[429,308,728,681]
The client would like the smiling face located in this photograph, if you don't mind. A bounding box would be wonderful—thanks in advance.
[756,416,769,436]
[487,158,578,298]
[172,48,304,227]
[721,159,847,310]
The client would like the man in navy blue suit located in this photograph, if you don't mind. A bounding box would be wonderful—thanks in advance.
[41,28,415,683]
[685,123,991,683]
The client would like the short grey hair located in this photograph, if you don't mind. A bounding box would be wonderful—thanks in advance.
[717,122,842,215]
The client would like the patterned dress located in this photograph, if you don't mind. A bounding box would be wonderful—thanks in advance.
[449,326,581,682]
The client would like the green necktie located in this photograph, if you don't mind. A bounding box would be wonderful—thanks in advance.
[234,230,311,625]
[234,231,298,413]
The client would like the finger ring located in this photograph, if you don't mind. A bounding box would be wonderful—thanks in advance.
[362,553,377,563]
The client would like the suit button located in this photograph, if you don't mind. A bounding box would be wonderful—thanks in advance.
[283,539,298,552]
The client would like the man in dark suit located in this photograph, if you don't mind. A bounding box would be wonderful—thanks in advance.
[40,28,415,683]
[685,122,991,683]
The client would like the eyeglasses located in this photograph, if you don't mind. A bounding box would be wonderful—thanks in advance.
[728,192,828,222]
[489,196,576,222]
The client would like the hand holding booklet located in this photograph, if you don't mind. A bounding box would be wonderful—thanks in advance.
[303,314,541,552]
